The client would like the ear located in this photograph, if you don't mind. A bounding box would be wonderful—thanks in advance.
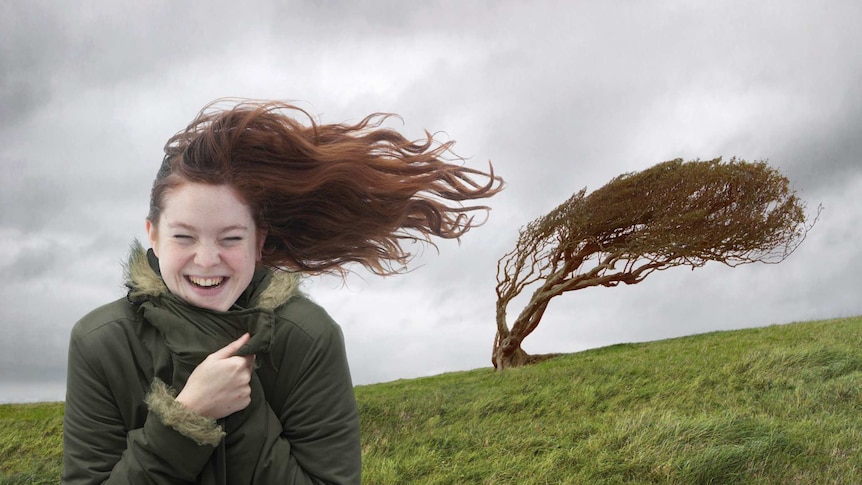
[145,219,159,257]
[257,230,267,261]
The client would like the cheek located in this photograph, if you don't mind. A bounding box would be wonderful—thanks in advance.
[227,247,258,275]
[158,257,181,280]
[243,250,259,273]
[156,247,189,278]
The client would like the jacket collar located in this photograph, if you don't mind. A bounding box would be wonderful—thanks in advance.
[123,240,301,363]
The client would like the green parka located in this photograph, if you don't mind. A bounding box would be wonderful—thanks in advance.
[63,243,361,484]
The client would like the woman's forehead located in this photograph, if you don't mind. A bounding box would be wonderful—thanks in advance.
[159,183,256,229]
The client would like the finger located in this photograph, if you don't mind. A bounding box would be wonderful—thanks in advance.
[210,333,251,359]
[222,355,255,375]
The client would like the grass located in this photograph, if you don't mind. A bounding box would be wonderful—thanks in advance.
[2,316,861,483]
[0,402,64,484]
[356,316,862,484]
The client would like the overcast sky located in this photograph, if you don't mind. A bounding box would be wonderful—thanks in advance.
[2,1,860,403]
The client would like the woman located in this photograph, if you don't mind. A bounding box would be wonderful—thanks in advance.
[62,99,503,484]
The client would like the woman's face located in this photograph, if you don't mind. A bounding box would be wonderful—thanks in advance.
[146,183,264,312]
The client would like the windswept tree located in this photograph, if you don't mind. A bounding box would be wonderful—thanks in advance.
[493,158,813,370]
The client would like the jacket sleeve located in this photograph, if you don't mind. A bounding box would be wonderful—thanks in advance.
[62,322,220,484]
[235,313,361,484]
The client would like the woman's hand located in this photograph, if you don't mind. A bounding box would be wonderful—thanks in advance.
[176,333,255,419]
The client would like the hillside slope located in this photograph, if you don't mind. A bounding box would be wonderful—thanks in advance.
[2,316,860,484]
[357,316,862,484]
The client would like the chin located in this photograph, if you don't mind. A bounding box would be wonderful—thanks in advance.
[180,293,234,312]
[199,300,234,312]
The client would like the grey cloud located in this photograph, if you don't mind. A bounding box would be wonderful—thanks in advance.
[0,299,71,389]
[0,175,67,229]
[0,240,60,281]
[1,1,270,117]
[0,2,66,124]
[784,92,862,194]
[2,0,861,402]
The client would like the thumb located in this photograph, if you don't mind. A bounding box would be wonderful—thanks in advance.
[210,332,251,359]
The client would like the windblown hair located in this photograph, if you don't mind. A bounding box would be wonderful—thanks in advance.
[148,99,503,275]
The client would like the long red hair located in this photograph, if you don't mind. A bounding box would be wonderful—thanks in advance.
[148,99,503,275]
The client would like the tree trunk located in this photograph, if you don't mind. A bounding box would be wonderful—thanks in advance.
[493,285,559,370]
[492,334,562,370]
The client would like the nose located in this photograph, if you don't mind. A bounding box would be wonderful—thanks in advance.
[194,243,221,268]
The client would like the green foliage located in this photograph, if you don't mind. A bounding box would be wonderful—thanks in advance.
[3,316,861,483]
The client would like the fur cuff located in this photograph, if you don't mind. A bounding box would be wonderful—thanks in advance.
[144,378,225,447]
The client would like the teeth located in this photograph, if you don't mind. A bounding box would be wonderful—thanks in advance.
[189,276,224,287]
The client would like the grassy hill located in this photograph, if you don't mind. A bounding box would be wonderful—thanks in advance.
[2,316,861,484]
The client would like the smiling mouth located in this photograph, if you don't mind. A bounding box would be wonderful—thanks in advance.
[187,276,226,288]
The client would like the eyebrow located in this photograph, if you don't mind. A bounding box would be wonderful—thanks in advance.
[166,222,250,233]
